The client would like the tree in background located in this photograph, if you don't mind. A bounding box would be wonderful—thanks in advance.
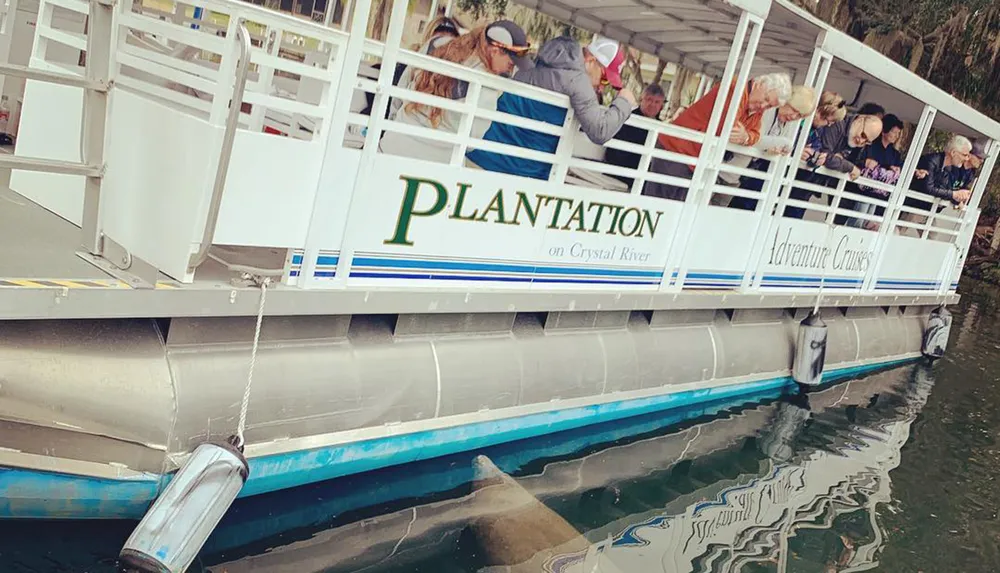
[794,0,1000,261]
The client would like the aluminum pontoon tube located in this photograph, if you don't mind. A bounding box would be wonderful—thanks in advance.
[0,305,934,519]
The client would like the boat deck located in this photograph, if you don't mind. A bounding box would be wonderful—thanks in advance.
[0,177,959,321]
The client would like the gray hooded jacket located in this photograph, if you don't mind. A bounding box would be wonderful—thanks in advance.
[514,36,632,144]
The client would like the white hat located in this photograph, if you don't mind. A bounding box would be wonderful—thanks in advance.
[587,35,624,89]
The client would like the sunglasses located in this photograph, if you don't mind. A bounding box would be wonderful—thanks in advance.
[489,40,530,58]
[857,118,879,144]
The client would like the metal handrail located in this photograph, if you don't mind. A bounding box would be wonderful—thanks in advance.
[188,20,252,273]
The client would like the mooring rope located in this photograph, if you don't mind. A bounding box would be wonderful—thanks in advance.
[235,275,269,450]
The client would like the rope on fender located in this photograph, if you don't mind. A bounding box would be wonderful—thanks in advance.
[232,274,269,451]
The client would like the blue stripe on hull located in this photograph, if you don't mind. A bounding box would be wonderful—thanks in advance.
[0,357,918,520]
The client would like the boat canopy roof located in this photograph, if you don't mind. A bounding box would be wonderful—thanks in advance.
[510,0,1000,141]
[511,0,770,76]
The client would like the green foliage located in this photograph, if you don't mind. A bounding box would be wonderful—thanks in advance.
[455,0,508,20]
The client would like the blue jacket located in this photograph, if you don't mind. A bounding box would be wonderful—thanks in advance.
[467,36,632,180]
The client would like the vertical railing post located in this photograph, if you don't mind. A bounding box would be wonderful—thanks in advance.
[298,0,375,287]
[940,137,999,293]
[79,0,115,255]
[670,15,763,290]
[748,47,832,290]
[548,107,576,185]
[738,154,785,290]
[629,126,657,195]
[449,80,482,166]
[657,11,756,292]
[741,41,828,291]
[862,105,936,292]
[326,0,409,286]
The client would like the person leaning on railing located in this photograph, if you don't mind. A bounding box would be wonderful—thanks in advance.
[604,83,666,187]
[379,21,531,164]
[903,135,975,233]
[779,92,847,218]
[465,34,638,180]
[641,73,792,202]
[785,112,882,219]
[945,138,987,192]
[728,85,816,211]
[364,17,462,118]
[840,113,905,229]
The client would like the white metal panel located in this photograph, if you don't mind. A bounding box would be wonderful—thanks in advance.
[341,154,682,291]
[101,89,220,282]
[212,132,325,248]
[757,219,876,292]
[876,234,953,292]
[9,79,84,225]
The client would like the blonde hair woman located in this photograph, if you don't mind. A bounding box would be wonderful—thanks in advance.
[813,91,847,127]
[730,85,816,210]
[380,20,530,164]
[756,85,817,156]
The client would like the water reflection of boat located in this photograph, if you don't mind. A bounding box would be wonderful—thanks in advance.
[205,367,918,572]
[545,366,933,573]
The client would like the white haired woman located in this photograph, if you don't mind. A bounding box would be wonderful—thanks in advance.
[730,85,817,210]
[643,72,792,202]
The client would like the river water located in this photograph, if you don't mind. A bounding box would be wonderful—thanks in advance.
[4,281,1000,572]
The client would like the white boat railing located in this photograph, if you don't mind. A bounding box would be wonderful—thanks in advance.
[8,0,998,298]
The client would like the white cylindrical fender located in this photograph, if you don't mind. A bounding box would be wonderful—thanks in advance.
[119,442,249,573]
[792,311,828,387]
[921,306,953,360]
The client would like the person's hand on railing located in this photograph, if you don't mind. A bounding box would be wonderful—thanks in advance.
[765,145,791,156]
[729,121,750,145]
[952,189,972,206]
[849,166,861,181]
[864,158,878,170]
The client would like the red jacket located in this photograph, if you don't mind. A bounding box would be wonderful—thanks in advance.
[658,82,761,166]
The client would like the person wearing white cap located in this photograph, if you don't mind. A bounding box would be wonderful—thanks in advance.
[467,34,638,180]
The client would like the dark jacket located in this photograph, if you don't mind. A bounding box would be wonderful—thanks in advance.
[813,114,859,174]
[605,109,655,186]
[910,152,956,201]
[466,36,632,180]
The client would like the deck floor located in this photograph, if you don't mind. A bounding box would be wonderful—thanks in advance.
[0,180,111,282]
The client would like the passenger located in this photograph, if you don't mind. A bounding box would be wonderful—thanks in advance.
[379,21,531,164]
[810,114,883,179]
[362,17,463,117]
[785,113,882,219]
[605,83,666,187]
[419,16,462,53]
[857,102,885,119]
[465,34,638,180]
[907,135,974,212]
[946,138,987,191]
[642,72,792,201]
[839,113,905,228]
[729,85,816,211]
[799,91,848,164]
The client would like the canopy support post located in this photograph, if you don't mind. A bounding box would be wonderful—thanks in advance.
[746,44,832,291]
[940,138,999,294]
[862,104,937,293]
[297,0,376,288]
[658,11,763,292]
[326,0,409,286]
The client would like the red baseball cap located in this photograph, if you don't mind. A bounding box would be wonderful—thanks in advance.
[589,35,625,89]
